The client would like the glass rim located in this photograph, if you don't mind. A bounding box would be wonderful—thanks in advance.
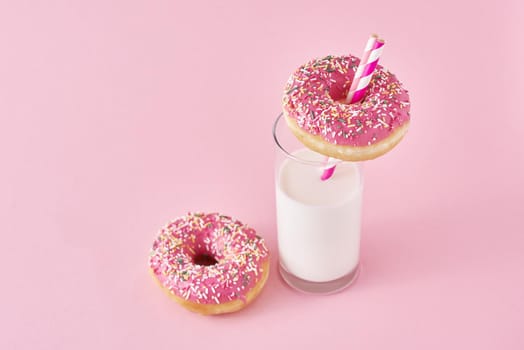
[273,113,347,167]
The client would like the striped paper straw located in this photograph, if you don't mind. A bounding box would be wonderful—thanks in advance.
[346,37,385,103]
[320,156,336,181]
[321,35,384,181]
[345,34,379,103]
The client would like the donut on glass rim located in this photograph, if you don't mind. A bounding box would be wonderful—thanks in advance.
[149,212,270,315]
[282,54,410,161]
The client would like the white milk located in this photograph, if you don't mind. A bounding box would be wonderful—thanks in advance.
[276,148,363,282]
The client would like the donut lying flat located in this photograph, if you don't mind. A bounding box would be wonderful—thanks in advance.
[149,212,270,315]
[283,55,411,161]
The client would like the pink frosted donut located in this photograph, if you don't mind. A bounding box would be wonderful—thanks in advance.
[149,212,270,315]
[283,54,411,161]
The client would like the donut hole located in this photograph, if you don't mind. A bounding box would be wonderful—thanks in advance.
[331,88,370,105]
[193,253,218,266]
[322,64,355,103]
[328,83,348,102]
[327,72,371,105]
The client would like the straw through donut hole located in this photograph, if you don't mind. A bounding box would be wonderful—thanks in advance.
[329,77,370,105]
[192,253,218,266]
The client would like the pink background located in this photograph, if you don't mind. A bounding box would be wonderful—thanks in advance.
[1,0,523,349]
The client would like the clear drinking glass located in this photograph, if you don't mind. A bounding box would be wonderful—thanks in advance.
[273,113,363,294]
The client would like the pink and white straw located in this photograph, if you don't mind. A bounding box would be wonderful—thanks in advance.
[321,35,385,181]
[346,35,385,103]
[320,156,337,181]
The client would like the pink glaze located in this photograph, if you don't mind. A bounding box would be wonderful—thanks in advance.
[149,213,270,305]
[283,55,410,147]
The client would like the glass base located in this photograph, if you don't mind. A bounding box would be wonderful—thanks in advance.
[279,262,361,295]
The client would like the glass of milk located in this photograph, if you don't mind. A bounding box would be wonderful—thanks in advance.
[273,113,363,294]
